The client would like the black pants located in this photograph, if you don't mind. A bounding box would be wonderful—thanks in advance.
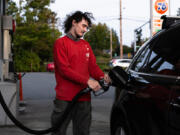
[51,99,91,135]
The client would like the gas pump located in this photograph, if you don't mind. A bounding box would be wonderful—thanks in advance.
[0,0,17,126]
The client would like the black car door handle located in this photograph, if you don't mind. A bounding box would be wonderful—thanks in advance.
[170,102,180,108]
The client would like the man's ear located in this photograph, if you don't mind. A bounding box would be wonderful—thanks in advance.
[72,20,77,26]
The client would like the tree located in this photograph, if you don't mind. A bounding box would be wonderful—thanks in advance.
[113,45,133,57]
[84,23,119,56]
[7,0,61,71]
[6,0,18,18]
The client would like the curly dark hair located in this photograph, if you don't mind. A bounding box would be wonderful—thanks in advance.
[63,11,94,33]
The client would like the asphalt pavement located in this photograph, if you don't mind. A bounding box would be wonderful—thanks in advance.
[0,72,115,135]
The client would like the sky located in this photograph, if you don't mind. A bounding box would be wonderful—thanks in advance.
[50,0,150,46]
[50,0,180,46]
[14,0,180,46]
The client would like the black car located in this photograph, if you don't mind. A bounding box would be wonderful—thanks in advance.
[109,16,180,135]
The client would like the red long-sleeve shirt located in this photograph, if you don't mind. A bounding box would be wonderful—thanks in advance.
[53,36,104,101]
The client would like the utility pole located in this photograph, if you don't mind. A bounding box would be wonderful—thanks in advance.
[120,0,123,59]
[19,0,22,14]
[110,29,112,59]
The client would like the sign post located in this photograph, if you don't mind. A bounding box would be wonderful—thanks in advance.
[150,0,170,36]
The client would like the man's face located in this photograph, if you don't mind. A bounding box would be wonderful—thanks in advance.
[72,18,89,38]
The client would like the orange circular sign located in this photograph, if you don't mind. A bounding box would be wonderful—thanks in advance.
[154,0,168,14]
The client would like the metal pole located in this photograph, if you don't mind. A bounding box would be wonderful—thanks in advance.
[0,0,3,59]
[0,0,4,82]
[3,0,6,14]
[134,30,136,53]
[0,0,2,60]
[150,0,152,37]
[168,0,170,15]
[120,0,123,59]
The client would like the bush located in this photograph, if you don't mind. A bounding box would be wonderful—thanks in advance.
[96,56,111,72]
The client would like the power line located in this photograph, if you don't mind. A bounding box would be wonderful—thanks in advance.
[94,17,149,22]
[59,15,148,24]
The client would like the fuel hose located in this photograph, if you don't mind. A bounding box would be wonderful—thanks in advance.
[0,87,91,135]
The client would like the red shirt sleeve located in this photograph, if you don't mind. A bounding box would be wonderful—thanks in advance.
[88,45,104,80]
[53,39,89,85]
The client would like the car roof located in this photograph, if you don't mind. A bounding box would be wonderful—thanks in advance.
[161,15,180,29]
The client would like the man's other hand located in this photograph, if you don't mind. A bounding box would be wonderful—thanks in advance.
[87,79,101,92]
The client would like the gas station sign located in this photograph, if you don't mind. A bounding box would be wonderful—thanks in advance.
[151,0,170,35]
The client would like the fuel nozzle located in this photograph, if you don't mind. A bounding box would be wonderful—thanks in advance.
[93,79,110,96]
[108,66,129,88]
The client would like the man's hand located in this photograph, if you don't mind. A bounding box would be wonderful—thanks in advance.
[87,79,101,92]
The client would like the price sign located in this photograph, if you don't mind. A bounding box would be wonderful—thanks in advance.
[151,0,170,35]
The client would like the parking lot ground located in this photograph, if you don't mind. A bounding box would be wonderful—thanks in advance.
[0,73,115,135]
[0,98,114,135]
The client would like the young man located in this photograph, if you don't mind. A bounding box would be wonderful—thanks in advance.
[51,11,110,135]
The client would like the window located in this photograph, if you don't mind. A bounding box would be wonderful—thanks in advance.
[145,28,180,75]
[131,44,151,72]
[131,26,180,75]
